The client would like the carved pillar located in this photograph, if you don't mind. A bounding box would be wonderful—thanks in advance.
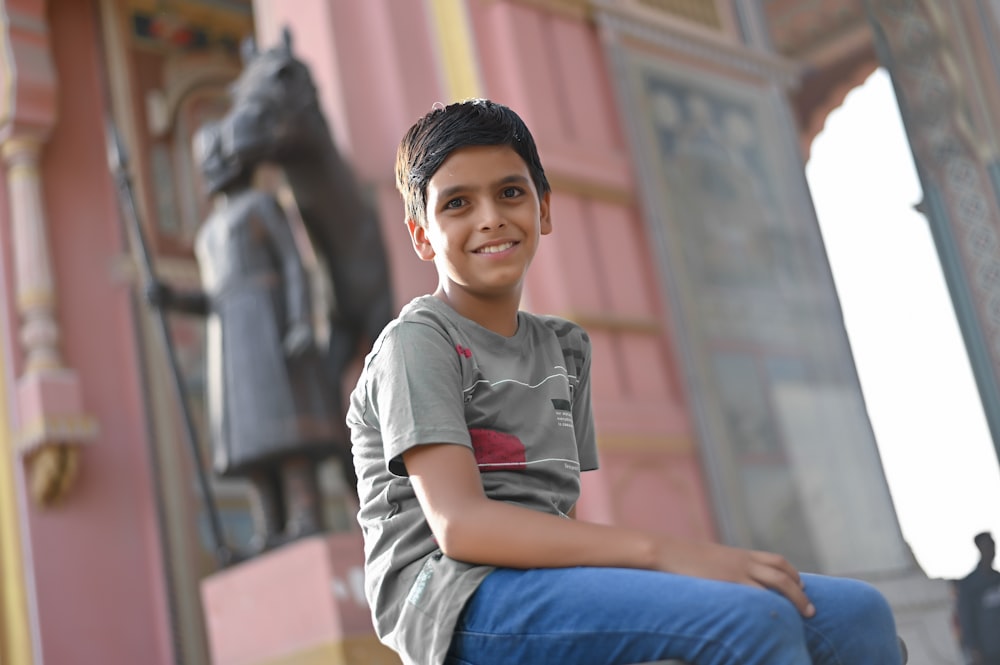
[6,137,60,372]
[0,0,97,506]
[867,0,1000,463]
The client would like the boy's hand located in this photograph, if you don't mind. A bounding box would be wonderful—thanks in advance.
[283,321,314,357]
[144,280,174,309]
[654,538,815,618]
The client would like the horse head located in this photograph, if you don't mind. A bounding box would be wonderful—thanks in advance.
[192,118,255,195]
[227,27,326,160]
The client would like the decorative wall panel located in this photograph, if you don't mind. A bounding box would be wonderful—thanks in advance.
[610,43,910,575]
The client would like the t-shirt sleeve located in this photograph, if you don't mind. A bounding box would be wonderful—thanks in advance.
[573,329,599,472]
[365,321,473,476]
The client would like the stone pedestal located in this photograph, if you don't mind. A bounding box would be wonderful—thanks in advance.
[201,532,400,665]
[870,569,964,665]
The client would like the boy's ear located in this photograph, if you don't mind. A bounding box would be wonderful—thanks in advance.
[539,190,553,236]
[406,218,436,261]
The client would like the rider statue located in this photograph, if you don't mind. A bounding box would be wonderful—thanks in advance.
[148,111,346,555]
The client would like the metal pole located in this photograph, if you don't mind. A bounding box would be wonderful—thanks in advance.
[104,118,234,567]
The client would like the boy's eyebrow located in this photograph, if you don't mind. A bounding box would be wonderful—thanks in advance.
[436,174,531,200]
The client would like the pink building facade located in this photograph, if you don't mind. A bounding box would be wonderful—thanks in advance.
[3,0,998,662]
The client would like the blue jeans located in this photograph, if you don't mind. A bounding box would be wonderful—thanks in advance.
[445,567,901,665]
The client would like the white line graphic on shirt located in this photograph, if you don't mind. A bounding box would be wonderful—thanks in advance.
[462,369,573,396]
[475,457,581,469]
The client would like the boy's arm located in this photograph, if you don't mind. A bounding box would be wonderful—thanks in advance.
[403,442,815,617]
[255,195,312,356]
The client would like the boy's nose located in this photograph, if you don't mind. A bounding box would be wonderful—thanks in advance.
[477,204,506,230]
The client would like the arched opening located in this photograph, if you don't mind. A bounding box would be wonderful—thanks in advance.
[805,68,1000,579]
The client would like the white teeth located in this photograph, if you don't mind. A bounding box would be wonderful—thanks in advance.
[478,241,515,254]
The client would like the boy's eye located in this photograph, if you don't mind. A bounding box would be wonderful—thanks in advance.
[500,186,522,198]
[444,198,465,210]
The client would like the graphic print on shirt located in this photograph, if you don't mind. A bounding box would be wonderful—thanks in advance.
[469,428,527,471]
[544,318,588,399]
[551,398,574,429]
[458,333,581,474]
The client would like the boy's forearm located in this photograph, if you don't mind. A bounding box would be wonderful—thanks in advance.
[440,496,658,570]
[406,443,812,615]
[441,500,813,617]
[406,443,657,570]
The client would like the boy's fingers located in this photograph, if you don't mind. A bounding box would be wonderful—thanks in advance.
[753,550,801,586]
[748,561,815,617]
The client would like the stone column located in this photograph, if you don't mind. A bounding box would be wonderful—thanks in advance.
[0,0,97,506]
[867,0,1000,462]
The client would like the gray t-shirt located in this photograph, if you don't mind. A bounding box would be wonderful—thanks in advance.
[347,295,598,665]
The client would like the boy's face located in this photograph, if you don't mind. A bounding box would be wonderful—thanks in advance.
[407,144,551,304]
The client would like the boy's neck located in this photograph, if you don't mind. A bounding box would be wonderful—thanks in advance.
[433,287,520,337]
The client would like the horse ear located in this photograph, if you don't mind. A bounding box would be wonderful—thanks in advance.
[282,26,293,53]
[240,35,258,64]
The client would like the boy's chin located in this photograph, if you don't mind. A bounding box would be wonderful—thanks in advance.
[447,281,524,300]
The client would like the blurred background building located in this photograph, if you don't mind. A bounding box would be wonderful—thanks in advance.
[0,0,996,662]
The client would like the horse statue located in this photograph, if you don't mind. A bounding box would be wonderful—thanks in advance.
[220,28,395,451]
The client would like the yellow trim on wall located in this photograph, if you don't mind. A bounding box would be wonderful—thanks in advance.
[501,0,593,20]
[598,433,694,453]
[636,0,722,30]
[0,337,34,663]
[0,6,35,658]
[428,0,483,101]
[258,635,401,665]
[0,6,15,131]
[558,310,662,335]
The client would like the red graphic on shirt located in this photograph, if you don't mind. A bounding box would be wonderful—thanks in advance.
[469,428,526,471]
[455,344,472,358]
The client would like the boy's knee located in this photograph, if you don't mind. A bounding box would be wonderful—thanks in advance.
[841,579,895,630]
[715,590,808,661]
[807,577,903,663]
[712,586,803,637]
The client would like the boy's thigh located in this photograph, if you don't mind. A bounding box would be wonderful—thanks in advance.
[448,566,806,665]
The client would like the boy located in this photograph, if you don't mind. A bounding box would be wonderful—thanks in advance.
[347,99,903,665]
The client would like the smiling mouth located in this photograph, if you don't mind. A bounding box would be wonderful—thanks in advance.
[475,241,517,254]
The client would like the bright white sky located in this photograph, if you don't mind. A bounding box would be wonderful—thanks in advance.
[805,68,1000,580]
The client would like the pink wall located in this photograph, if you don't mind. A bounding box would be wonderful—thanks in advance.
[1,1,174,662]
[466,0,714,539]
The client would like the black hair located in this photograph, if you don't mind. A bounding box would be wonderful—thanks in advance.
[394,99,550,226]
